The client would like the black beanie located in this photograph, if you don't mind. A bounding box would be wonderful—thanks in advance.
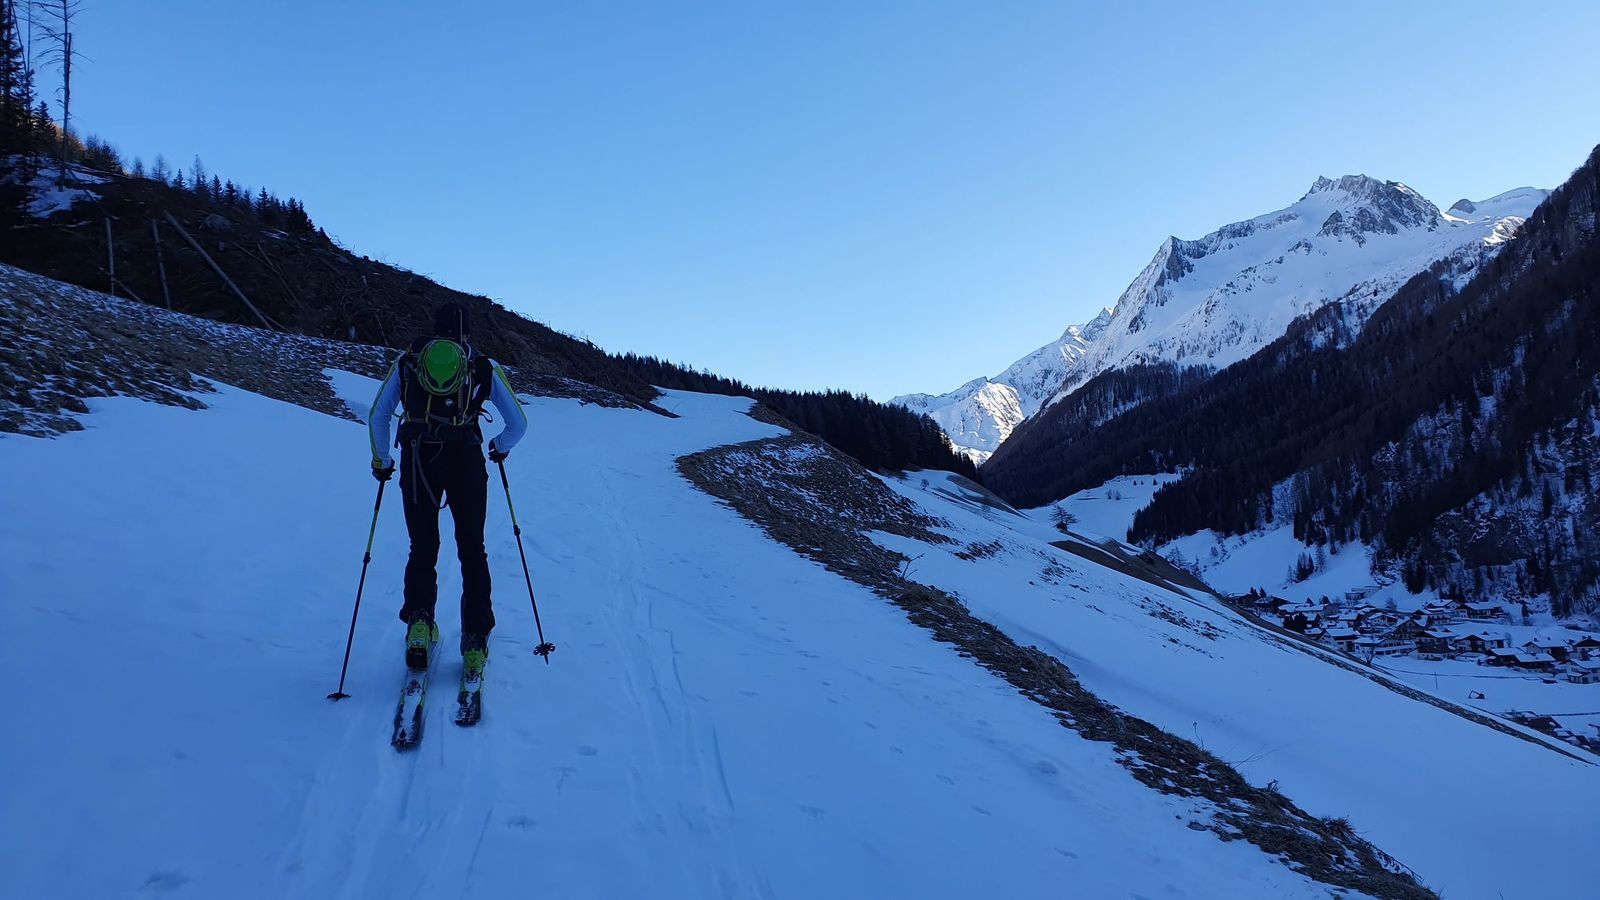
[433,302,469,341]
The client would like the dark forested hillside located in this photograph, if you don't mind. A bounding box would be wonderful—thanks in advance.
[985,144,1600,616]
[614,354,978,476]
[0,164,666,405]
[982,362,1214,504]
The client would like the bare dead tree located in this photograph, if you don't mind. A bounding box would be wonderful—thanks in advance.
[151,219,171,308]
[32,0,82,183]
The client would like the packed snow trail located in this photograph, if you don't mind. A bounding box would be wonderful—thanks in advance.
[0,380,1342,899]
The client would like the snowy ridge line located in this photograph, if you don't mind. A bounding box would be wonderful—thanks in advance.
[679,432,1437,898]
[897,178,1548,460]
[0,262,642,437]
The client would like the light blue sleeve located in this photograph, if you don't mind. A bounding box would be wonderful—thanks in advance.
[368,361,402,467]
[486,360,528,454]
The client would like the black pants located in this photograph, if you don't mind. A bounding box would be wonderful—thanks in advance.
[398,439,496,638]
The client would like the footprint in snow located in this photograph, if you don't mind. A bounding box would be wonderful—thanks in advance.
[577,745,599,756]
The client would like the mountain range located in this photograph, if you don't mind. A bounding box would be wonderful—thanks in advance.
[982,144,1600,620]
[894,177,1549,462]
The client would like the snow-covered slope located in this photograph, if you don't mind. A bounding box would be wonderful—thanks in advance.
[896,178,1547,459]
[8,271,1596,899]
[891,377,1025,464]
[878,472,1600,900]
[0,270,1403,899]
[3,383,1358,899]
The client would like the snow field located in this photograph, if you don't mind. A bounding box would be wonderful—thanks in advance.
[877,473,1600,900]
[1,378,1346,899]
[1044,473,1183,543]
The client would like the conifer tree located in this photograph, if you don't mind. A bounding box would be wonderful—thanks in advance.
[0,0,36,158]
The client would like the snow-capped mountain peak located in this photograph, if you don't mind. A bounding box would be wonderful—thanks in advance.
[897,177,1549,461]
[1304,174,1441,241]
[893,307,1112,463]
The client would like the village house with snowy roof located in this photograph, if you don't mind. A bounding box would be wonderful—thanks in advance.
[1320,627,1360,654]
[1522,637,1572,663]
[1462,601,1509,621]
[1567,659,1600,685]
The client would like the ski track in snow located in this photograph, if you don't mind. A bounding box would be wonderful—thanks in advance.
[0,379,1346,899]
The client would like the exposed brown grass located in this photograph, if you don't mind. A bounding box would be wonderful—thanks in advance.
[0,264,643,436]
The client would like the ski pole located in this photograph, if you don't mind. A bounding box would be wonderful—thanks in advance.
[496,458,555,663]
[328,480,386,699]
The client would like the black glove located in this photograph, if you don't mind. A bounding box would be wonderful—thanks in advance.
[372,460,395,482]
[487,443,508,463]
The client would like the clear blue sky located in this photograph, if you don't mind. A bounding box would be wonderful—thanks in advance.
[57,1,1600,398]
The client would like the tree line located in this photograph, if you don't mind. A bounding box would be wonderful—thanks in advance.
[613,353,979,477]
[1,4,317,235]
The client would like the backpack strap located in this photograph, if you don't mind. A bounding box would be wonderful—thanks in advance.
[467,354,493,417]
